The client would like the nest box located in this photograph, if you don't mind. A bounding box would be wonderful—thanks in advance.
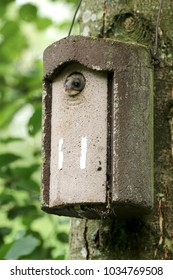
[41,36,153,219]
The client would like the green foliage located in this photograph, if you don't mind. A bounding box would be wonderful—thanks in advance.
[19,3,38,22]
[4,234,40,260]
[0,0,71,260]
[0,153,21,168]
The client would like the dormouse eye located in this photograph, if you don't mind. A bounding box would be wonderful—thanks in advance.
[72,80,80,88]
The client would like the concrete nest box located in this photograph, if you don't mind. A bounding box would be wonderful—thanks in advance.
[41,36,154,219]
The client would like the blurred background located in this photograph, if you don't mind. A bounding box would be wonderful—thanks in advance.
[0,0,79,260]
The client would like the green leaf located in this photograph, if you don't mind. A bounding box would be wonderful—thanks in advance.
[1,21,19,38]
[0,193,17,206]
[0,227,12,237]
[57,232,69,243]
[0,99,25,128]
[0,33,27,62]
[0,0,14,5]
[35,17,53,30]
[28,105,41,136]
[4,235,40,260]
[0,243,13,259]
[19,4,38,22]
[0,20,27,62]
[8,205,38,220]
[0,153,21,168]
[11,164,40,178]
[0,0,15,16]
[0,137,23,144]
[55,254,66,260]
[16,178,40,193]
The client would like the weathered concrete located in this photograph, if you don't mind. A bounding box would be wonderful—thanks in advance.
[41,36,153,219]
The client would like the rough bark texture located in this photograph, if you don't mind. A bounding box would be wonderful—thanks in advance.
[69,0,173,259]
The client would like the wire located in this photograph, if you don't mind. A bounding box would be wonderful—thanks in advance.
[68,0,83,36]
[68,0,163,57]
[153,0,163,56]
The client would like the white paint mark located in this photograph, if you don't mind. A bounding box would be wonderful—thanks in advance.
[80,136,88,169]
[58,138,63,170]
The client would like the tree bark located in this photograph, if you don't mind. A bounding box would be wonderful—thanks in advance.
[69,0,173,260]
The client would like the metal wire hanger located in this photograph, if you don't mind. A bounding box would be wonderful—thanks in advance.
[68,0,83,36]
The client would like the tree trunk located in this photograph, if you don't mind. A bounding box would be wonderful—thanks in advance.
[69,0,173,260]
